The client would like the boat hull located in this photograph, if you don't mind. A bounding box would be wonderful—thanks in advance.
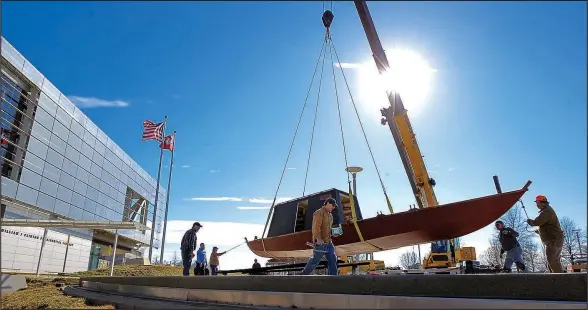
[247,186,528,258]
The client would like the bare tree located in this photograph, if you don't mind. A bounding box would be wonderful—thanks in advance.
[170,251,181,266]
[399,250,420,269]
[151,256,160,265]
[537,246,549,273]
[519,238,547,272]
[579,229,588,258]
[480,237,502,267]
[559,216,581,266]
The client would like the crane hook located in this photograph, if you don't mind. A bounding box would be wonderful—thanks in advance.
[322,10,334,29]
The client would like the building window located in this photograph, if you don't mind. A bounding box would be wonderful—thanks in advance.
[1,71,29,181]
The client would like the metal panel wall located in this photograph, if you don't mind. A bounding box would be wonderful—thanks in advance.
[266,202,298,238]
[1,226,92,273]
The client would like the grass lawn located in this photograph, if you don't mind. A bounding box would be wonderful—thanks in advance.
[1,265,184,309]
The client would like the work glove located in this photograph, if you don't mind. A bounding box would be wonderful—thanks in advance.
[526,219,533,225]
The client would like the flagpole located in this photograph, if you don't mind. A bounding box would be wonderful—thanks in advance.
[148,116,167,262]
[160,131,176,264]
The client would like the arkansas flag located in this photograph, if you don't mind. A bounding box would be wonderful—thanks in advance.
[159,135,174,152]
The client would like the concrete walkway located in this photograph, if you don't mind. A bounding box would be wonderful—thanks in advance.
[65,286,286,310]
[80,273,587,302]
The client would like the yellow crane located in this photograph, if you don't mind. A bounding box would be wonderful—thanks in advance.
[353,1,476,269]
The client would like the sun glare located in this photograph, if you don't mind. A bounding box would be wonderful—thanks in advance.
[355,48,436,116]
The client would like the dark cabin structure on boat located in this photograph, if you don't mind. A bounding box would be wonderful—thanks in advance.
[267,188,364,238]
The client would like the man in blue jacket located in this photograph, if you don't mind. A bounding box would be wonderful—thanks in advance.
[194,243,207,275]
[495,220,526,273]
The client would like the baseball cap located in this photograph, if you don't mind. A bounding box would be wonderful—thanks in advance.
[324,198,337,207]
[193,222,203,228]
[534,195,548,203]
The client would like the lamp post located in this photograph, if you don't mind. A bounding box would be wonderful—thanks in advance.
[345,166,364,196]
[573,229,584,257]
[345,166,364,274]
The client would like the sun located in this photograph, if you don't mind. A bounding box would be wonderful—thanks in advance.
[354,48,436,116]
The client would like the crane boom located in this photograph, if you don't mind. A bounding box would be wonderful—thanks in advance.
[353,0,438,209]
[352,1,477,269]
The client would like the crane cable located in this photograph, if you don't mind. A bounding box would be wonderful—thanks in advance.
[259,7,395,256]
[302,33,329,196]
[259,37,329,258]
[328,31,382,252]
[330,37,395,215]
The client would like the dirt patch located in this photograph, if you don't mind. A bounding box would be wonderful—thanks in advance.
[1,277,113,309]
[1,265,185,309]
[69,265,183,277]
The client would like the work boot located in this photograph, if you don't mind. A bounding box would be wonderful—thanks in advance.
[502,268,512,273]
[515,262,526,273]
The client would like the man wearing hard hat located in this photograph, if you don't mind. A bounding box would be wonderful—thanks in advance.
[526,195,564,273]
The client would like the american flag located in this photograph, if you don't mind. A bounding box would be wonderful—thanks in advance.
[142,120,164,142]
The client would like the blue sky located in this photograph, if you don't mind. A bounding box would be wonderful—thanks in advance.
[3,1,586,267]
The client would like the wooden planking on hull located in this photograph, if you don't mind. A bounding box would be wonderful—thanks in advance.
[247,183,529,258]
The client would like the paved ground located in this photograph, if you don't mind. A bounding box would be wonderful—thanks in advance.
[80,273,587,302]
[66,286,292,310]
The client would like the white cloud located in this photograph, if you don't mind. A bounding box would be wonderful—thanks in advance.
[68,96,130,108]
[181,165,191,168]
[447,167,457,172]
[287,167,296,170]
[209,169,220,173]
[237,206,271,210]
[185,197,242,202]
[160,220,268,270]
[248,197,293,204]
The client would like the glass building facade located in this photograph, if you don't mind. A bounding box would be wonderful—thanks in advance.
[1,37,167,273]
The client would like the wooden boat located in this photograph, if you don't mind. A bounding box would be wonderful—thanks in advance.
[246,182,530,258]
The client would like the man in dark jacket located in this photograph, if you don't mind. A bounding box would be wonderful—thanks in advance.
[180,222,202,276]
[527,195,564,273]
[250,259,262,275]
[495,220,526,273]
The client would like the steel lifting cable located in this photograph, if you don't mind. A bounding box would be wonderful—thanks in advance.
[259,38,329,258]
[328,37,382,252]
[330,37,395,215]
[329,35,350,188]
[302,33,329,196]
[519,200,549,270]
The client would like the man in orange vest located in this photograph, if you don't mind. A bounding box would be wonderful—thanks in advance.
[527,195,564,273]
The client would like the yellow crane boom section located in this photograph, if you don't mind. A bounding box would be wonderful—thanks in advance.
[393,110,438,208]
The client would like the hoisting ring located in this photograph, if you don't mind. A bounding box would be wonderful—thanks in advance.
[322,10,334,29]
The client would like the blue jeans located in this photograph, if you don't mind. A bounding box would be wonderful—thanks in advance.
[301,242,338,275]
[504,246,525,272]
[181,250,193,276]
[210,265,218,276]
